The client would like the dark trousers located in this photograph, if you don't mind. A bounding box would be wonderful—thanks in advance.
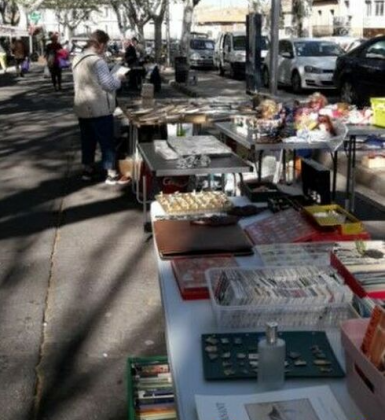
[78,115,116,171]
[49,65,62,88]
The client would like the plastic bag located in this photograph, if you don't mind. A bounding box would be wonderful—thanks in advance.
[43,65,50,78]
[21,58,30,73]
[58,57,70,69]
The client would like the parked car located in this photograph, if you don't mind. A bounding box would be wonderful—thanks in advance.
[321,36,367,52]
[333,35,385,105]
[189,38,215,68]
[263,38,344,93]
[214,32,268,78]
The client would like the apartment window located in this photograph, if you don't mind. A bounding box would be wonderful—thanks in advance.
[375,0,385,15]
[366,0,372,16]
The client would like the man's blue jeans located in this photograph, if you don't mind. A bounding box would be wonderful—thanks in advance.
[78,115,116,170]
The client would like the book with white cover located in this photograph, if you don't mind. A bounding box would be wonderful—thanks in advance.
[195,385,348,420]
[111,64,130,77]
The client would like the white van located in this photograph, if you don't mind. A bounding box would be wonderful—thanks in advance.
[214,32,269,78]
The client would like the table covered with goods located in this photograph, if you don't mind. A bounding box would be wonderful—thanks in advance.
[124,172,385,420]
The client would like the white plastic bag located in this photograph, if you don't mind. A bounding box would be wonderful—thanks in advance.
[43,65,50,78]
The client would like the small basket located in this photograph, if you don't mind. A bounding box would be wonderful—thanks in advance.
[371,98,385,128]
[341,319,385,420]
[303,204,363,235]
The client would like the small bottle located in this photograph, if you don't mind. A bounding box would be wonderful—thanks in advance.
[258,322,286,391]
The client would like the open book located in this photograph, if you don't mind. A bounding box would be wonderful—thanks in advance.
[111,64,130,77]
[195,385,349,420]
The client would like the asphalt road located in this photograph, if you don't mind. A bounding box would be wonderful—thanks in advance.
[0,65,179,420]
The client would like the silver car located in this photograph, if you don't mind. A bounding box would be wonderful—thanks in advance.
[263,38,344,93]
[189,39,215,68]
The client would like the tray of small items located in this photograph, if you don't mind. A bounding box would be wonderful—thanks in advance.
[303,204,363,235]
[241,180,282,203]
[156,191,233,215]
[202,331,344,381]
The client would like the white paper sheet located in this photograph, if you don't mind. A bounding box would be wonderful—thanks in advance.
[195,385,349,420]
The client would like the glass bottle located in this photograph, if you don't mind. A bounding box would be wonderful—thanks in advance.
[258,322,286,391]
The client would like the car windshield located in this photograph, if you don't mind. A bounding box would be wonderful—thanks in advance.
[294,41,344,57]
[190,40,214,50]
[233,36,246,50]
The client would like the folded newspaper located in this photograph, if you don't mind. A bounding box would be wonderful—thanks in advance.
[111,64,130,77]
[195,385,349,420]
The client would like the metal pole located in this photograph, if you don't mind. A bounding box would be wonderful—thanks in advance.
[166,0,171,67]
[269,0,280,96]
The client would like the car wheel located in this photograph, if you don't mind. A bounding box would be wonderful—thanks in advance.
[341,80,359,105]
[219,64,224,76]
[291,71,302,94]
[262,67,269,88]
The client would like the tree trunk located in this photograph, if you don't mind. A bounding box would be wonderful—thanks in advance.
[136,23,145,41]
[180,0,194,59]
[154,16,163,63]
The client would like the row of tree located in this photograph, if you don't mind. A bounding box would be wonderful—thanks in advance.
[0,0,315,61]
[0,0,203,61]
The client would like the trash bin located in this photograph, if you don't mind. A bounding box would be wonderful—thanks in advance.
[174,56,189,84]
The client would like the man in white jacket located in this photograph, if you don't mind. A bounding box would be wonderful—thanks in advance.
[72,30,128,185]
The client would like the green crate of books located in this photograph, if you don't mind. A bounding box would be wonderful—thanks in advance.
[127,356,177,420]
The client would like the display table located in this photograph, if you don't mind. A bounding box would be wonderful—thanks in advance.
[138,143,252,225]
[151,198,364,420]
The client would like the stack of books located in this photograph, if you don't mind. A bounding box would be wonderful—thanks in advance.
[127,357,176,420]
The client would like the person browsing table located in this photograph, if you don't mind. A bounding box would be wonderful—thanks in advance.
[72,30,129,185]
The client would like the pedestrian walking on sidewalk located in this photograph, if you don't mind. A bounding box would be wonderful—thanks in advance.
[11,38,27,77]
[72,29,129,185]
[45,34,63,91]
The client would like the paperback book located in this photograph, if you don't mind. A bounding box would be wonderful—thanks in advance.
[332,241,385,298]
[361,305,385,370]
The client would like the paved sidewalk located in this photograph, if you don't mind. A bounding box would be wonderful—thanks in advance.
[0,65,169,419]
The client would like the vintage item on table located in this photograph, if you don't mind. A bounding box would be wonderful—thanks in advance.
[176,154,211,169]
[258,322,286,390]
[167,135,232,156]
[153,140,180,160]
[341,318,385,420]
[244,208,318,245]
[301,158,331,205]
[153,220,254,259]
[254,243,333,267]
[241,180,281,203]
[127,356,176,420]
[156,191,233,215]
[232,115,283,143]
[206,266,354,329]
[201,331,344,380]
[304,204,363,235]
[371,98,385,128]
[171,255,238,300]
[332,241,385,298]
[267,196,297,213]
[195,385,350,420]
[361,305,385,368]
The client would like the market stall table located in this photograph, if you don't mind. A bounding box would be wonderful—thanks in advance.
[151,198,364,420]
[215,121,344,200]
[138,143,252,227]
